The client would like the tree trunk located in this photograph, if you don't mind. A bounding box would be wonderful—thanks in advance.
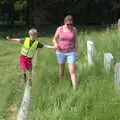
[26,0,35,29]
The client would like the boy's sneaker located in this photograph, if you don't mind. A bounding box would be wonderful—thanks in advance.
[23,73,27,83]
[21,73,27,84]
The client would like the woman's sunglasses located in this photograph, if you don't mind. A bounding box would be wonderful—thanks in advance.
[66,23,73,26]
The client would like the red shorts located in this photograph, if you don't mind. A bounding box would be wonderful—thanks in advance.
[20,56,32,71]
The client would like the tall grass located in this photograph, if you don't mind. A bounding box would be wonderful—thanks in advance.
[0,26,120,120]
[28,27,120,120]
[0,40,24,119]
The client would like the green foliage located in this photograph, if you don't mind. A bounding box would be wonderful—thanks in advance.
[14,0,27,10]
[0,0,120,24]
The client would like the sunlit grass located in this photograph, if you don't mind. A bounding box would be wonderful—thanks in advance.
[0,27,120,120]
[29,28,120,120]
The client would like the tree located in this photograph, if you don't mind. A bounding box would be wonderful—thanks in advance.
[1,0,15,24]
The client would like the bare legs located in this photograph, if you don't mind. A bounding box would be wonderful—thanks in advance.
[68,64,77,89]
[59,64,77,89]
[21,70,27,83]
[59,64,65,77]
[21,69,32,86]
[27,70,32,86]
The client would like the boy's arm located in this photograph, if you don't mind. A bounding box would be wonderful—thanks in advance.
[44,45,56,49]
[6,36,24,42]
[37,42,55,49]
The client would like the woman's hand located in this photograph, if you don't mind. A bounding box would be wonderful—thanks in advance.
[54,43,58,49]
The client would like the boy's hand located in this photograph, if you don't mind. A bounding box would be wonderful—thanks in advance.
[6,36,11,40]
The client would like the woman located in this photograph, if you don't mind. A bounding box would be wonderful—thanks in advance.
[53,15,78,89]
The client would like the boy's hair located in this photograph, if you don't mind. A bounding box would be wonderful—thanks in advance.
[29,28,38,35]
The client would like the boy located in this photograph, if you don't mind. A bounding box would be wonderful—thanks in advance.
[6,28,55,86]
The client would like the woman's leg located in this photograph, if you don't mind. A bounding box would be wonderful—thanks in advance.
[56,51,66,77]
[21,69,27,83]
[59,64,65,77]
[68,64,77,89]
[26,59,32,86]
[66,52,77,89]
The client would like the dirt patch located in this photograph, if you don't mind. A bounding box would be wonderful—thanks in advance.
[7,105,18,120]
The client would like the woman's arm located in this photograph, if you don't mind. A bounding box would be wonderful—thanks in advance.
[6,36,23,42]
[74,27,79,60]
[52,27,60,48]
[74,27,78,52]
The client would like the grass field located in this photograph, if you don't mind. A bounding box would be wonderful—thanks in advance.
[0,26,120,120]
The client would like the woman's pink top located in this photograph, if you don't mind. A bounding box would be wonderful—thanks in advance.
[56,26,76,52]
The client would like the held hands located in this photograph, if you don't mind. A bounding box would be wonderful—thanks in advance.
[54,43,58,49]
[44,45,56,49]
[44,42,58,49]
[53,39,58,49]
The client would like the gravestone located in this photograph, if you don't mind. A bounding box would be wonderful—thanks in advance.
[87,41,94,66]
[104,53,114,71]
[118,19,120,31]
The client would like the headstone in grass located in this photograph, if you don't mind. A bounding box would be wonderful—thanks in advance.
[87,41,94,66]
[104,53,114,71]
[115,63,120,91]
[118,19,120,31]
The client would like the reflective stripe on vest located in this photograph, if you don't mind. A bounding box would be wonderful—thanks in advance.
[20,37,38,58]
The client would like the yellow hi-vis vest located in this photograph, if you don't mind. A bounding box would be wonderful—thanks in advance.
[20,37,39,58]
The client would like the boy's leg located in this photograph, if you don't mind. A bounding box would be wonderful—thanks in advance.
[20,56,27,84]
[20,69,27,84]
[24,58,32,86]
[23,69,27,83]
[26,60,32,86]
[27,70,32,86]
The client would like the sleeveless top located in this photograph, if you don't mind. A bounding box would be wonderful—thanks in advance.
[56,26,76,52]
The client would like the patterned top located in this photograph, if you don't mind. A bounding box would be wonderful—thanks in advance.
[56,26,76,52]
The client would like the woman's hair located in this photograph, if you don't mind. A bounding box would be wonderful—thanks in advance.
[64,15,73,23]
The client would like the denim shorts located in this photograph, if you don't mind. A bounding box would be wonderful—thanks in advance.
[56,51,76,64]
